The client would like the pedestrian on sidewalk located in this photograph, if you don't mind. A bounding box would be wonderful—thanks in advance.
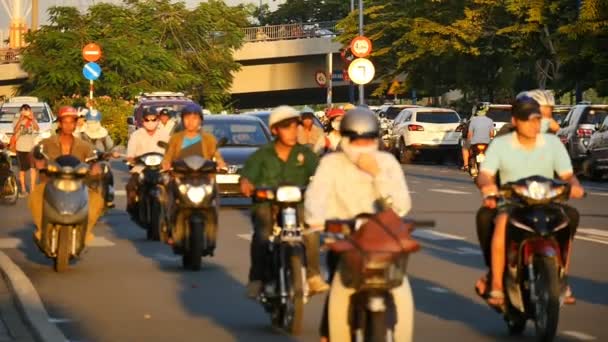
[11,104,38,196]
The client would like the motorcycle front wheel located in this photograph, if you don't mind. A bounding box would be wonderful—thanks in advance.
[365,311,392,342]
[282,254,304,335]
[182,218,204,271]
[54,228,70,272]
[533,257,561,342]
[2,174,18,205]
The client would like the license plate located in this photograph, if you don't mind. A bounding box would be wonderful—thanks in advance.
[216,174,240,184]
[476,154,485,163]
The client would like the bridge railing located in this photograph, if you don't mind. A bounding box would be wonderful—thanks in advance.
[243,21,340,42]
[0,48,21,64]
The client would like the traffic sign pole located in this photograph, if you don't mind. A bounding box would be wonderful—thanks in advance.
[89,80,94,103]
[327,52,333,107]
[358,0,364,105]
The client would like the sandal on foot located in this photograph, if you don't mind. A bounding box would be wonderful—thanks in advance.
[564,286,576,305]
[487,290,505,307]
[475,275,489,298]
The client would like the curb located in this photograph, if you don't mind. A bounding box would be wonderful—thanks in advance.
[0,251,67,342]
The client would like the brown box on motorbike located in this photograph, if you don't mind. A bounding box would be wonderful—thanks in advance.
[330,209,421,289]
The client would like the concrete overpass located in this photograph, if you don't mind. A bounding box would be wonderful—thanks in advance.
[0,22,374,106]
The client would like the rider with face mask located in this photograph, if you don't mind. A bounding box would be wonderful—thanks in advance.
[305,108,412,342]
[79,109,114,153]
[125,108,170,217]
[313,108,345,155]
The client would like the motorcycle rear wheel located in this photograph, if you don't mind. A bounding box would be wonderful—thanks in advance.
[283,254,304,335]
[533,257,561,342]
[54,228,70,272]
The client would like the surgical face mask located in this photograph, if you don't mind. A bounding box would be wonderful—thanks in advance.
[143,120,159,131]
[341,138,378,163]
[87,121,101,131]
[331,120,341,131]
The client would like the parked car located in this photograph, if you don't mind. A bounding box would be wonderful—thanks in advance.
[175,115,271,196]
[244,111,324,130]
[582,115,608,180]
[557,104,608,164]
[391,107,462,163]
[552,105,571,125]
[0,96,55,155]
[378,104,421,125]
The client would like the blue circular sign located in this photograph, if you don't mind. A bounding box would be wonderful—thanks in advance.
[83,62,102,81]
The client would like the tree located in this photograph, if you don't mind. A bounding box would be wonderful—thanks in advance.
[19,0,249,111]
[262,0,350,25]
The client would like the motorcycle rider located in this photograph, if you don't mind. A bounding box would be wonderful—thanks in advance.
[125,108,169,218]
[467,104,494,167]
[158,108,177,136]
[29,106,104,245]
[313,108,345,155]
[518,89,560,134]
[239,105,329,298]
[297,106,324,149]
[162,103,225,254]
[304,107,412,342]
[79,109,114,153]
[475,95,585,307]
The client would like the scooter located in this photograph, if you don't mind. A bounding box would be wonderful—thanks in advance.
[253,185,309,335]
[469,143,489,182]
[323,211,432,342]
[0,145,18,205]
[127,152,170,241]
[33,145,93,272]
[166,155,220,271]
[487,175,575,341]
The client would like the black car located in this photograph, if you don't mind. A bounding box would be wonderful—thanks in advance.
[202,115,271,196]
[243,111,324,130]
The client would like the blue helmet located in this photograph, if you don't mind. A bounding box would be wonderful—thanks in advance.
[181,103,203,118]
[85,109,102,122]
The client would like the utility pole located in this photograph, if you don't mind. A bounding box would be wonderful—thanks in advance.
[31,0,38,30]
[358,0,364,105]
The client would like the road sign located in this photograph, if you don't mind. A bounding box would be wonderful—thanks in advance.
[315,70,327,87]
[82,43,102,62]
[83,62,102,81]
[340,48,355,65]
[350,36,372,58]
[348,58,375,85]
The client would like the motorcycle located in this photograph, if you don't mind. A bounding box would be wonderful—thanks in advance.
[469,143,489,181]
[127,152,170,241]
[0,145,18,205]
[253,185,309,335]
[33,145,94,272]
[88,150,115,209]
[323,212,432,342]
[165,155,220,271]
[488,175,574,341]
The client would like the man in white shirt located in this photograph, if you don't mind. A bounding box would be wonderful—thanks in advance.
[125,108,169,216]
[158,108,177,136]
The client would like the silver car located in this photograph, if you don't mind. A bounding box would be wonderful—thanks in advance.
[557,104,608,162]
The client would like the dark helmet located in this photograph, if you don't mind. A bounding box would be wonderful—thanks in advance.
[340,107,380,139]
[511,96,541,121]
[181,103,203,118]
[144,106,159,117]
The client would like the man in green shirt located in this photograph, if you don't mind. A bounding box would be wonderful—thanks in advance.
[240,105,329,298]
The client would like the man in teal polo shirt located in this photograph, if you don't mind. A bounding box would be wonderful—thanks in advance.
[475,95,585,306]
[240,105,329,298]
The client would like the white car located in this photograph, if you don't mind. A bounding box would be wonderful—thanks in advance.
[0,97,56,155]
[474,103,512,135]
[392,107,462,163]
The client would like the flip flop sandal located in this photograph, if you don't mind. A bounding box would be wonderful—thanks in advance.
[564,286,576,305]
[487,290,505,307]
[475,277,488,298]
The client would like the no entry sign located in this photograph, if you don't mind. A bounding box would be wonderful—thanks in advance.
[82,43,102,62]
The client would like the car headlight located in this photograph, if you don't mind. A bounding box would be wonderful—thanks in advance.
[276,186,302,202]
[39,130,52,139]
[186,186,207,204]
[142,155,163,166]
[513,181,565,200]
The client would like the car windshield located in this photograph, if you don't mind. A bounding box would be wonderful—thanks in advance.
[247,112,323,128]
[486,108,512,122]
[203,121,269,146]
[0,106,51,123]
[415,111,460,124]
[140,103,188,118]
[385,107,406,120]
[579,108,608,125]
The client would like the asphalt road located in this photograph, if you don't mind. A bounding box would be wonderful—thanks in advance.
[0,162,606,342]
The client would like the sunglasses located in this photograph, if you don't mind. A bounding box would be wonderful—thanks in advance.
[143,118,158,122]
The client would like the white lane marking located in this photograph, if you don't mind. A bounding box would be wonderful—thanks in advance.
[429,188,472,195]
[48,317,73,324]
[412,230,466,241]
[114,190,126,196]
[428,286,449,294]
[0,238,21,248]
[456,247,482,255]
[561,330,597,341]
[587,191,608,197]
[237,233,252,241]
[575,228,608,246]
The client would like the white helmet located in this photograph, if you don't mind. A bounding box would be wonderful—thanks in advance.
[517,89,555,107]
[269,105,300,128]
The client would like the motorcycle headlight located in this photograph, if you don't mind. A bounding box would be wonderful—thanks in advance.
[186,186,207,204]
[53,179,82,192]
[142,155,163,167]
[513,181,565,200]
[276,186,302,202]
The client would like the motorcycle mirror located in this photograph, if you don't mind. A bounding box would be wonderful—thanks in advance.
[32,144,47,160]
[157,141,169,149]
[218,137,228,147]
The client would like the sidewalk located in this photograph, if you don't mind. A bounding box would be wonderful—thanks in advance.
[0,273,35,342]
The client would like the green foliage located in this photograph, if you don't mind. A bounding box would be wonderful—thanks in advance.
[259,0,350,25]
[19,0,248,111]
